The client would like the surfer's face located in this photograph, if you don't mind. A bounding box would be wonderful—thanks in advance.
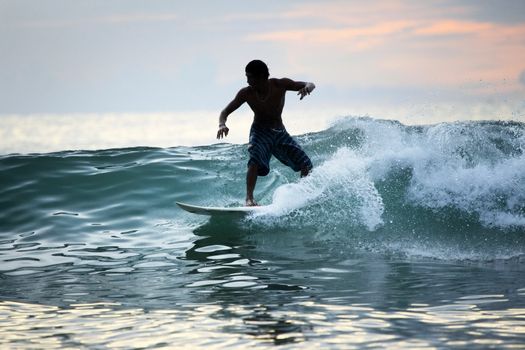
[246,72,266,88]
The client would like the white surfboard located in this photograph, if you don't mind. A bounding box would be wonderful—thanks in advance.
[176,202,267,216]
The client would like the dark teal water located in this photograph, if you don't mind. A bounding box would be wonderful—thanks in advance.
[1,118,524,348]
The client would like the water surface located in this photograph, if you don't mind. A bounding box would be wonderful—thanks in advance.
[1,118,524,348]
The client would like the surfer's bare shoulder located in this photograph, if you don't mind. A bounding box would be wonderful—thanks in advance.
[222,87,249,115]
[236,86,251,100]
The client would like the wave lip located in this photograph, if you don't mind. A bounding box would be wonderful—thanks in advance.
[405,120,525,229]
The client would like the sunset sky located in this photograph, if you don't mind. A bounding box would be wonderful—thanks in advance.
[1,0,524,152]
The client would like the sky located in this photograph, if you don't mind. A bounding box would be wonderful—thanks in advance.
[1,0,525,152]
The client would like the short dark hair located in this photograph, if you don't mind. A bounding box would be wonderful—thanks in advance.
[245,60,269,78]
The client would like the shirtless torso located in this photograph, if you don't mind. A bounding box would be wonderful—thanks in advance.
[243,78,286,129]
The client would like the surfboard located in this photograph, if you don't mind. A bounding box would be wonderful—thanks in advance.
[176,202,267,216]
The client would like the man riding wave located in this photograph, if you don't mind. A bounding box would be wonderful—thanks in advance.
[217,60,315,206]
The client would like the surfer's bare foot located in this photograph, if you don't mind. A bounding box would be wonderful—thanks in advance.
[245,198,259,206]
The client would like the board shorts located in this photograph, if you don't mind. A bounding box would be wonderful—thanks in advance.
[248,123,313,176]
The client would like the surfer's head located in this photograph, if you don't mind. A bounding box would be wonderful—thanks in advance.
[246,60,269,87]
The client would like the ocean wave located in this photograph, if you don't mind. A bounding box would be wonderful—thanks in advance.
[1,117,524,261]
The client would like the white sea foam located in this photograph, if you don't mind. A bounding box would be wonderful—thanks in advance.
[410,123,525,229]
[338,118,525,229]
[253,117,525,231]
[253,147,384,231]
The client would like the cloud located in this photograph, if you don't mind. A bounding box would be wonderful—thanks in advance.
[247,20,415,46]
[276,1,468,24]
[413,20,494,35]
[244,13,525,90]
[247,19,523,44]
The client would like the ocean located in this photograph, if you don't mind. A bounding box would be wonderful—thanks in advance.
[1,117,524,349]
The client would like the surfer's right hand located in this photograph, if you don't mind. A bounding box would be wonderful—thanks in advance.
[217,124,229,139]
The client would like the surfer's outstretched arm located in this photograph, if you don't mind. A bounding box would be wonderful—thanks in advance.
[278,78,316,100]
[217,89,247,139]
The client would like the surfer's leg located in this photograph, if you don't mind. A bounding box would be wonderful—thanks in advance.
[247,125,272,176]
[273,132,313,176]
[246,125,274,205]
[246,163,258,206]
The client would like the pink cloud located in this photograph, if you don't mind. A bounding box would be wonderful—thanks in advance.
[248,19,525,45]
[248,20,415,44]
[413,20,495,36]
[244,12,525,89]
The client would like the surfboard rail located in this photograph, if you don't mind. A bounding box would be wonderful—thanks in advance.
[176,202,266,216]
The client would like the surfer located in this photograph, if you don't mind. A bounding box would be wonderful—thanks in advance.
[217,59,315,206]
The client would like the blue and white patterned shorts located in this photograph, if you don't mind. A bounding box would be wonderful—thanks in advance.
[248,124,313,176]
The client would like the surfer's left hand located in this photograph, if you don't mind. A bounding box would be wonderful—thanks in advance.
[298,82,315,100]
